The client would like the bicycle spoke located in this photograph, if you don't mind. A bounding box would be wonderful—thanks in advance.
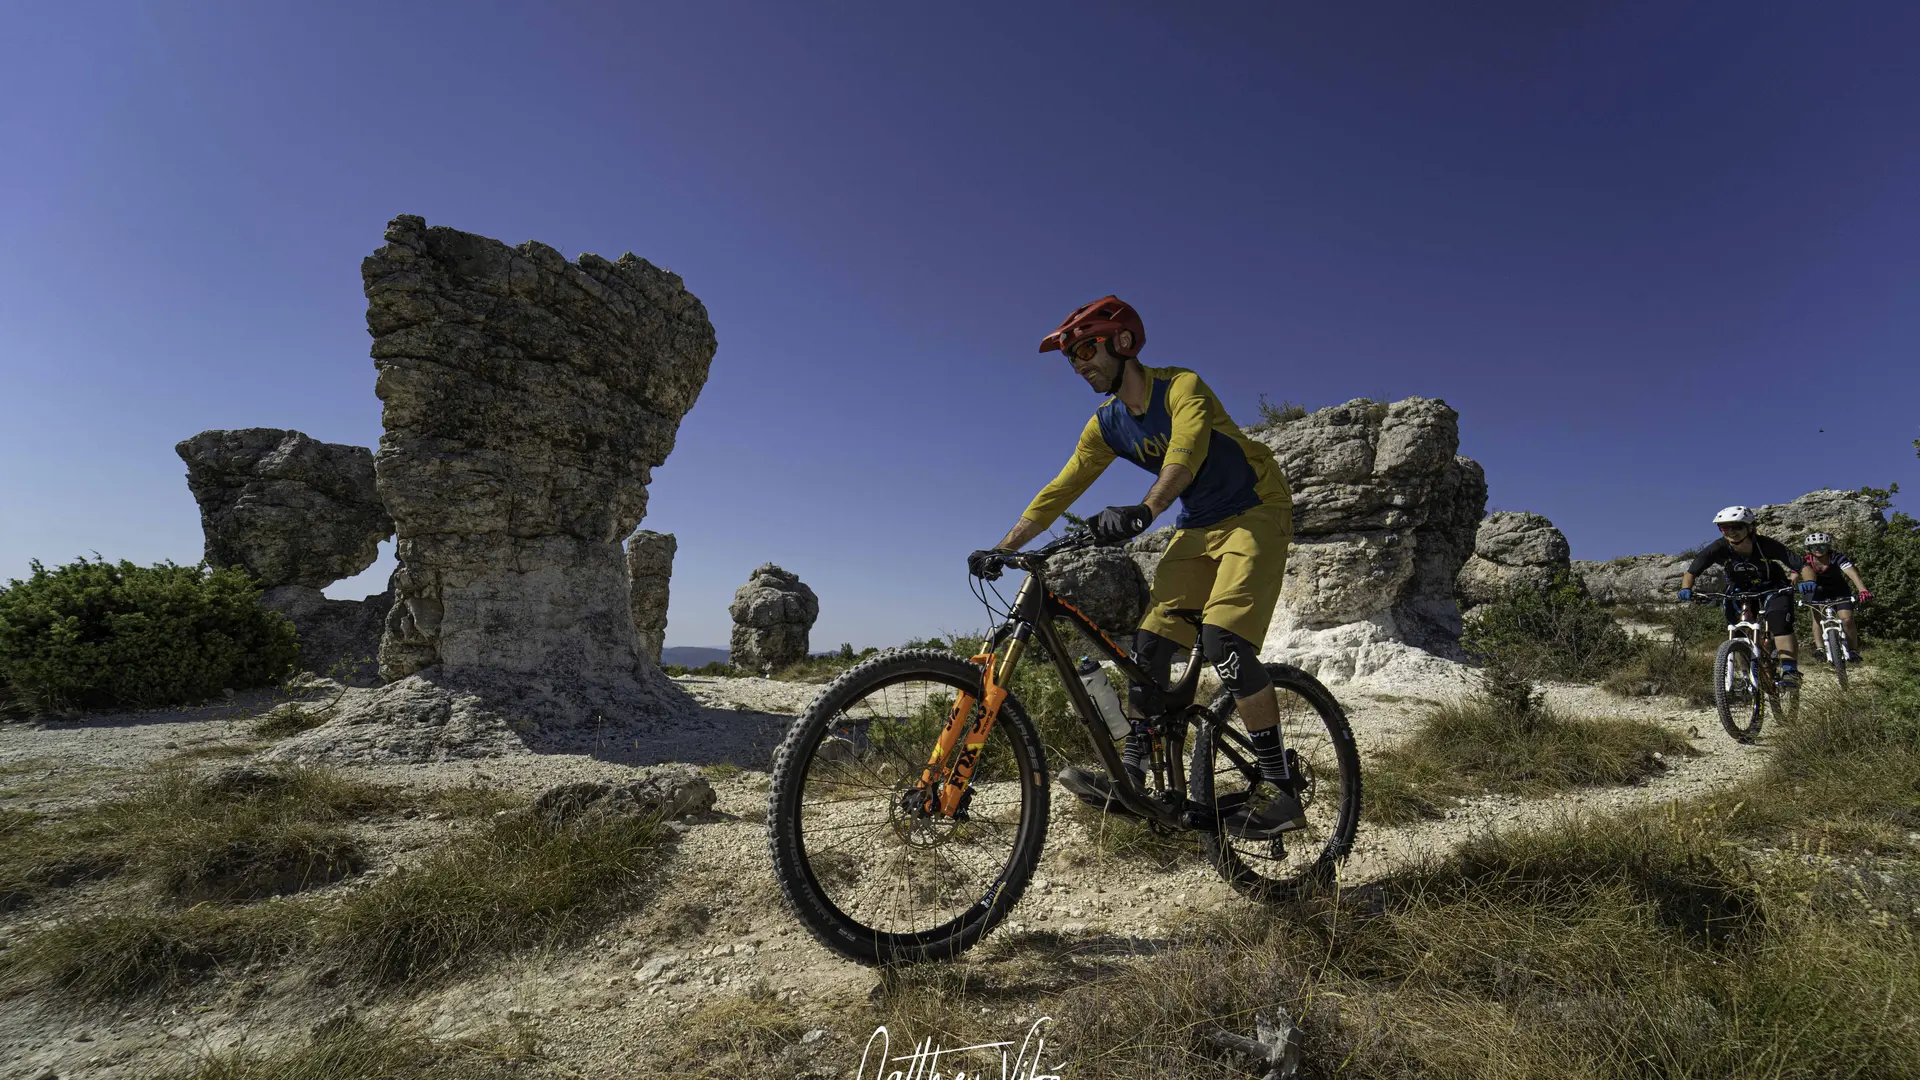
[787,670,1031,941]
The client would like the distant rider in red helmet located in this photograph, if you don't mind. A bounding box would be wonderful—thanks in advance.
[968,295,1303,839]
[1798,532,1869,662]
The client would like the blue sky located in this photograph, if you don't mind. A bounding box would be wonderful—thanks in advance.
[2,2,1915,650]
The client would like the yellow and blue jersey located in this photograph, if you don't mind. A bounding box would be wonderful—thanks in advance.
[1022,365,1290,531]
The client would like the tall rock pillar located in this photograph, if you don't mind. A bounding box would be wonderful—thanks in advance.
[362,215,715,685]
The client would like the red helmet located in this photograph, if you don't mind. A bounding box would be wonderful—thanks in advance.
[1038,295,1144,358]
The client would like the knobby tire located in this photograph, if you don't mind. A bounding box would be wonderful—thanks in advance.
[1190,663,1361,901]
[1714,639,1763,742]
[765,649,1050,966]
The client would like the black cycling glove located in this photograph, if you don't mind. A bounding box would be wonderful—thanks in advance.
[1090,504,1153,544]
[968,549,1009,581]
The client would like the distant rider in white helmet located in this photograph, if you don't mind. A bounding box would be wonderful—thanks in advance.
[1678,506,1812,687]
[1798,532,1869,663]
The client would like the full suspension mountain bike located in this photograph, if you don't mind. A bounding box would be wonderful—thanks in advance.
[765,529,1362,966]
[1802,596,1855,691]
[1691,585,1798,742]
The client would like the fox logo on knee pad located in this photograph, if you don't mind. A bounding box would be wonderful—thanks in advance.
[1212,653,1241,685]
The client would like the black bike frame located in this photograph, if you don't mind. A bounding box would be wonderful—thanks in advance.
[982,546,1211,830]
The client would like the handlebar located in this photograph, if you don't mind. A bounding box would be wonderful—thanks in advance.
[1686,585,1799,603]
[1801,595,1861,610]
[972,528,1105,579]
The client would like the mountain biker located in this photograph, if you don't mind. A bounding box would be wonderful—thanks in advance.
[966,295,1303,840]
[1799,532,1869,662]
[1677,506,1812,687]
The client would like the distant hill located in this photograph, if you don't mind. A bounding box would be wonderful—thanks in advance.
[661,646,729,668]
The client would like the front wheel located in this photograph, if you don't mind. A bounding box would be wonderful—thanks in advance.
[765,649,1051,966]
[1189,664,1361,901]
[1714,639,1763,742]
[1826,627,1848,690]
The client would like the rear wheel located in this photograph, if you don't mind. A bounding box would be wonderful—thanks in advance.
[1714,639,1763,742]
[766,650,1050,966]
[1189,664,1361,901]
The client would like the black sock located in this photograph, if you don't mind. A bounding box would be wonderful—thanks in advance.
[1249,725,1287,784]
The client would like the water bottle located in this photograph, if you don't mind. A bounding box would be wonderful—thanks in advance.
[1076,657,1131,739]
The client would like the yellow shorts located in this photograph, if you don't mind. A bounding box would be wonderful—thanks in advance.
[1137,501,1291,647]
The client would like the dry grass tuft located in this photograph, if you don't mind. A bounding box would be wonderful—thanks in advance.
[665,983,815,1076]
[322,810,670,985]
[2,772,671,1000]
[1364,696,1694,825]
[0,764,396,911]
[2,903,307,1000]
[157,1016,538,1080]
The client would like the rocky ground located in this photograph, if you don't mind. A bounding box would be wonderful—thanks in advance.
[0,663,1759,1080]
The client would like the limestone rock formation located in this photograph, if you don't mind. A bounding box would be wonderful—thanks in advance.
[260,583,392,687]
[1570,489,1879,607]
[1127,526,1176,583]
[261,669,778,766]
[1571,553,1712,606]
[729,564,819,672]
[627,531,676,667]
[1753,489,1886,543]
[363,214,714,698]
[530,771,715,829]
[1249,398,1487,683]
[1049,545,1149,644]
[176,428,392,588]
[1395,456,1488,649]
[1455,511,1573,610]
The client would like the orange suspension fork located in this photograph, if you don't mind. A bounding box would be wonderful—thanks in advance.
[918,646,1015,816]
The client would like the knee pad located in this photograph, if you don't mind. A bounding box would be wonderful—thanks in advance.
[1764,596,1795,638]
[1128,630,1181,715]
[1130,629,1180,683]
[1200,624,1271,698]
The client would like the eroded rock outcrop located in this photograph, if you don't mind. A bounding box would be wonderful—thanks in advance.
[273,216,712,761]
[1249,398,1487,683]
[1571,553,1710,606]
[176,428,392,588]
[729,564,818,672]
[627,531,676,667]
[365,215,713,690]
[1455,511,1572,610]
[260,583,392,687]
[1572,490,1881,607]
[1050,546,1149,644]
[1753,489,1886,543]
[531,770,715,829]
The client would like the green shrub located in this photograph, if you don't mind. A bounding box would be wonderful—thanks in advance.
[1463,571,1638,683]
[663,660,732,677]
[768,647,878,683]
[0,557,298,715]
[1841,505,1920,643]
[1602,636,1716,705]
